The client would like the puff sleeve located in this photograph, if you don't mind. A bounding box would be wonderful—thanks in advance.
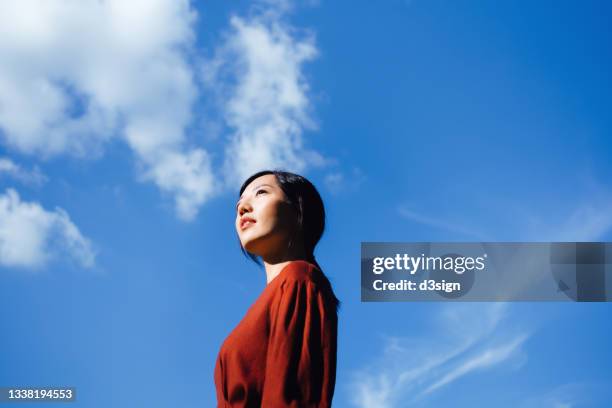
[261,276,338,407]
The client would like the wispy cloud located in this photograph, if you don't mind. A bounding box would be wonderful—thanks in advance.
[346,303,529,407]
[0,157,47,186]
[500,174,612,242]
[0,0,215,221]
[525,194,612,241]
[380,175,611,408]
[422,333,528,395]
[203,0,326,187]
[518,381,611,408]
[0,188,95,270]
[398,174,612,242]
[397,205,491,240]
[324,167,366,195]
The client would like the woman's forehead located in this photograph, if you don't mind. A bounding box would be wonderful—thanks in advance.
[241,174,279,196]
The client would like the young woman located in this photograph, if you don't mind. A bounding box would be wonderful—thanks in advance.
[214,170,340,407]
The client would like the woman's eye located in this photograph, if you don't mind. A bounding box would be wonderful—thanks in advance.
[256,189,267,195]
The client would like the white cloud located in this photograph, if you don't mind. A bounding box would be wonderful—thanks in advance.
[203,2,325,187]
[0,0,215,221]
[0,157,47,186]
[135,148,215,221]
[347,303,529,407]
[0,188,95,269]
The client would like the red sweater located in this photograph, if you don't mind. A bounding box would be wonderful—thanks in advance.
[214,260,338,407]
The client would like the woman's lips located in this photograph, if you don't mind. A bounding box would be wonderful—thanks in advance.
[240,218,256,229]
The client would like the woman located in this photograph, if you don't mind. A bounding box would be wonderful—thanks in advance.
[214,170,340,407]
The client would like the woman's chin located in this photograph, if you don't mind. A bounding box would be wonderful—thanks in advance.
[242,239,264,256]
[241,231,285,258]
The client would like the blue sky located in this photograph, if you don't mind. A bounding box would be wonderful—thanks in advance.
[1,0,611,407]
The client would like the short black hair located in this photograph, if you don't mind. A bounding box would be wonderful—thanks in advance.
[237,169,340,312]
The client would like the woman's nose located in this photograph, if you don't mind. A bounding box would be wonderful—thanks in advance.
[238,200,252,215]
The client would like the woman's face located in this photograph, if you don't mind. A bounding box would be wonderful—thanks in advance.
[236,174,297,258]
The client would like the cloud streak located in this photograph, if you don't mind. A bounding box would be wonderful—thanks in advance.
[398,174,612,242]
[347,303,529,407]
[397,205,490,240]
[518,381,612,408]
[422,333,528,395]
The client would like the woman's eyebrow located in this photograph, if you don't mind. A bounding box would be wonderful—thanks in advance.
[237,183,274,208]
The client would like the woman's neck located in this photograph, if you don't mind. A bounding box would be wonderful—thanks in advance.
[262,245,308,285]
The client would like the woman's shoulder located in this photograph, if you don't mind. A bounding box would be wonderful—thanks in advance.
[278,260,337,299]
[276,259,340,313]
[279,259,322,284]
